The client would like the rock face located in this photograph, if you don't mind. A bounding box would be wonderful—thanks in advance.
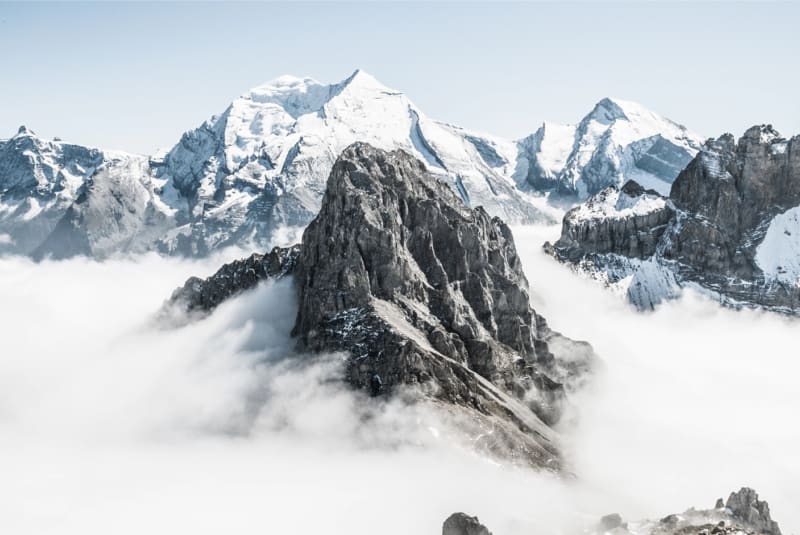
[170,143,595,468]
[169,245,300,314]
[442,513,493,535]
[724,488,781,535]
[589,488,782,535]
[547,126,800,314]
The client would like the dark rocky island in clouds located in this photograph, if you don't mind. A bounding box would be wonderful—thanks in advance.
[169,142,595,468]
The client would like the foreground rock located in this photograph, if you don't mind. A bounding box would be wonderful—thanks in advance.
[442,513,493,535]
[169,143,595,468]
[547,125,800,314]
[590,488,781,535]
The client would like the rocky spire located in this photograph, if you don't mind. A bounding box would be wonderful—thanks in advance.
[169,142,595,468]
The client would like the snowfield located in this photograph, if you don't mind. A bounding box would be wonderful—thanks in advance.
[755,205,800,285]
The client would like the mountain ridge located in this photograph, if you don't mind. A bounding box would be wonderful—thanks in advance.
[546,124,800,314]
[1,70,702,259]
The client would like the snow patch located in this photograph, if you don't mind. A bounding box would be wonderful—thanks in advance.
[570,186,666,222]
[755,206,800,285]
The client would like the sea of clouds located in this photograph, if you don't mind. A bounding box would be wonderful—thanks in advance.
[0,225,797,535]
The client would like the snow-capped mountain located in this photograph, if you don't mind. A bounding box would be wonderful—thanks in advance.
[516,97,703,197]
[0,126,159,257]
[0,71,703,259]
[153,69,556,255]
[2,70,553,258]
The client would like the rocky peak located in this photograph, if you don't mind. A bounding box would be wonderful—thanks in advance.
[442,513,493,535]
[15,125,35,137]
[588,97,629,125]
[548,126,800,313]
[292,143,576,399]
[671,125,800,234]
[740,124,784,146]
[169,142,595,467]
[725,488,782,535]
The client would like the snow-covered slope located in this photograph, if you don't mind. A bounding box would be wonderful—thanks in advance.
[154,69,550,255]
[0,126,159,257]
[0,72,703,259]
[548,126,800,315]
[517,98,703,197]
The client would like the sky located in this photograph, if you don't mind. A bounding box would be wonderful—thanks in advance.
[1,1,799,154]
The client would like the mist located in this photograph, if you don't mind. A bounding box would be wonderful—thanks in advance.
[0,225,797,534]
[514,225,800,533]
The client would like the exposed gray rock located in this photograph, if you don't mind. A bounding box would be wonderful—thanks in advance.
[169,245,300,314]
[167,143,596,468]
[589,488,782,535]
[547,126,800,314]
[725,488,781,535]
[551,180,674,262]
[442,513,493,535]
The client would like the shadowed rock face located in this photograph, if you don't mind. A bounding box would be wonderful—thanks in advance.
[169,245,300,313]
[724,488,782,535]
[547,126,800,313]
[442,513,493,535]
[169,143,595,469]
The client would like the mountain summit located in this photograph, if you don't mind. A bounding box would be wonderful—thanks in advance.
[517,97,703,197]
[169,143,596,467]
[547,125,800,314]
[1,72,701,259]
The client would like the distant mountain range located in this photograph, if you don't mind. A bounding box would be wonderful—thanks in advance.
[0,69,703,259]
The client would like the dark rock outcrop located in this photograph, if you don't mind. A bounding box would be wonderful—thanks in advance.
[725,488,781,535]
[170,245,300,314]
[550,180,674,262]
[169,143,595,468]
[442,513,493,535]
[547,126,800,313]
[589,488,782,535]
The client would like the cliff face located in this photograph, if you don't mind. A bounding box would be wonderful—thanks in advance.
[547,126,800,313]
[169,143,595,469]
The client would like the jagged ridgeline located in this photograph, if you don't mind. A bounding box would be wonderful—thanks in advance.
[547,125,800,314]
[1,71,703,260]
[443,487,783,535]
[169,143,595,469]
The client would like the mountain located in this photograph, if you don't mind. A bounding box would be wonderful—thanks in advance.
[152,69,558,256]
[0,126,157,256]
[516,97,703,197]
[0,71,702,259]
[546,125,800,314]
[168,143,596,468]
[443,488,782,535]
[1,71,554,258]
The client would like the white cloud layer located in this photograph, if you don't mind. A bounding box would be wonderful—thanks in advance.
[0,225,797,535]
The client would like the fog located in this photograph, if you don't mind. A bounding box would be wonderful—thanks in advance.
[0,226,797,534]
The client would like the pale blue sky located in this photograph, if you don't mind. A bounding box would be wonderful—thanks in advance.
[1,1,798,154]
